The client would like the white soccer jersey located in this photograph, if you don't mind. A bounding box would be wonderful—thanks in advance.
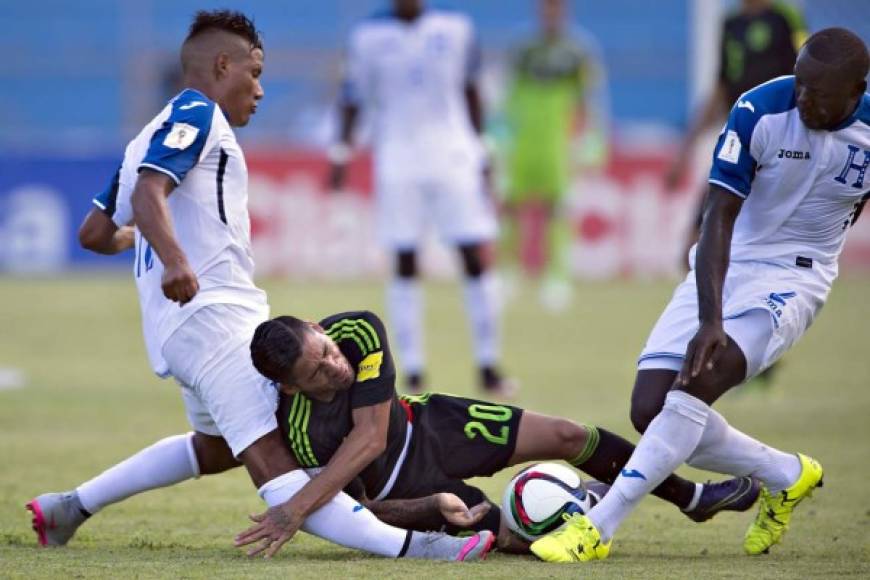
[93,88,267,376]
[341,8,483,171]
[707,76,870,281]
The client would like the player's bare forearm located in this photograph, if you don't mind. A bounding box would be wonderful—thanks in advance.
[78,209,133,255]
[464,83,484,134]
[284,400,390,516]
[363,494,443,531]
[682,83,728,153]
[695,186,743,324]
[131,170,185,266]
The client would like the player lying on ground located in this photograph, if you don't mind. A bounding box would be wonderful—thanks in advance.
[531,27,869,563]
[237,310,761,555]
[27,9,491,562]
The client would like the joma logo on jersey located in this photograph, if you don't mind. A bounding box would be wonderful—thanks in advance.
[777,148,811,160]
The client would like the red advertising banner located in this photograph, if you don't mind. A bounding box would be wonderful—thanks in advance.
[245,148,870,279]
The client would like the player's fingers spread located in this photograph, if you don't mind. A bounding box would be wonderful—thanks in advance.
[678,344,696,385]
[264,534,292,558]
[693,342,712,377]
[246,537,272,557]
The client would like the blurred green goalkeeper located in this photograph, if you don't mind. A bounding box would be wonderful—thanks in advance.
[501,0,609,310]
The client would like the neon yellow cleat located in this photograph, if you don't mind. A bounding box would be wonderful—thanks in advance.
[530,513,611,563]
[744,453,824,555]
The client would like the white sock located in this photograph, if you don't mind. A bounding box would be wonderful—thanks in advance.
[260,471,410,557]
[463,272,500,366]
[77,432,199,514]
[687,407,802,493]
[387,278,424,375]
[588,391,710,541]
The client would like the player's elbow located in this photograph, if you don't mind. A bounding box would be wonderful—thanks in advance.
[78,218,113,255]
[359,428,387,458]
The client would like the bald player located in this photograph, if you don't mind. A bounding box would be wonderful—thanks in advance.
[27,10,492,562]
[532,27,869,563]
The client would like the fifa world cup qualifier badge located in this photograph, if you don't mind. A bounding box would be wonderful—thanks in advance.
[718,131,742,164]
[164,122,199,150]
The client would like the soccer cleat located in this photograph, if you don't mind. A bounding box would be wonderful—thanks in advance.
[481,366,519,400]
[529,513,611,563]
[405,372,426,394]
[454,530,496,562]
[685,476,761,523]
[26,491,90,547]
[407,530,495,561]
[585,481,611,508]
[744,453,823,555]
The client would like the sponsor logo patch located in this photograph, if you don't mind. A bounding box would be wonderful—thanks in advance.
[163,122,199,150]
[179,101,208,111]
[717,130,742,164]
[356,351,384,382]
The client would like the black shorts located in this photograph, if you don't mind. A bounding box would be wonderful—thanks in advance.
[387,393,524,534]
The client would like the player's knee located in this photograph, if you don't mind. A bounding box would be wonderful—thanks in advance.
[395,250,417,278]
[630,400,658,434]
[192,432,238,475]
[458,243,489,278]
[554,419,587,458]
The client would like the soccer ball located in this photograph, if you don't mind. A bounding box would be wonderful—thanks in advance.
[502,462,593,541]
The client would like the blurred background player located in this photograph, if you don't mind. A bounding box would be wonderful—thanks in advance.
[501,0,608,311]
[664,0,807,389]
[327,0,513,395]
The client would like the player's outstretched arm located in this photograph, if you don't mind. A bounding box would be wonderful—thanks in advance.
[678,185,743,385]
[131,169,199,305]
[78,209,134,255]
[365,492,491,531]
[235,403,391,558]
[284,399,392,519]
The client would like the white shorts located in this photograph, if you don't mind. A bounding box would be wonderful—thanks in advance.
[638,260,830,381]
[162,303,278,457]
[375,166,498,250]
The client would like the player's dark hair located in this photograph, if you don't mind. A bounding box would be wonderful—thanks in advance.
[250,316,310,383]
[803,27,869,82]
[185,9,263,51]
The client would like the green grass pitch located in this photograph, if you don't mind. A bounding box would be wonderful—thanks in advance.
[1,275,868,578]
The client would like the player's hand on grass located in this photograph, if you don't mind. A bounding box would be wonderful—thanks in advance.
[678,321,728,386]
[161,260,199,305]
[234,504,304,558]
[436,493,491,528]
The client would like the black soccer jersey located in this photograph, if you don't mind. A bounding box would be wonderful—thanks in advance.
[718,2,806,106]
[275,311,410,497]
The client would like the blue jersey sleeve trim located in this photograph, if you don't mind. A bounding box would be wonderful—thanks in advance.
[708,179,748,199]
[92,165,122,217]
[138,162,181,185]
[140,89,215,184]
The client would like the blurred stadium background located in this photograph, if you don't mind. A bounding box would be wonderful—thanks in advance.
[2,0,869,278]
[1,1,869,578]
